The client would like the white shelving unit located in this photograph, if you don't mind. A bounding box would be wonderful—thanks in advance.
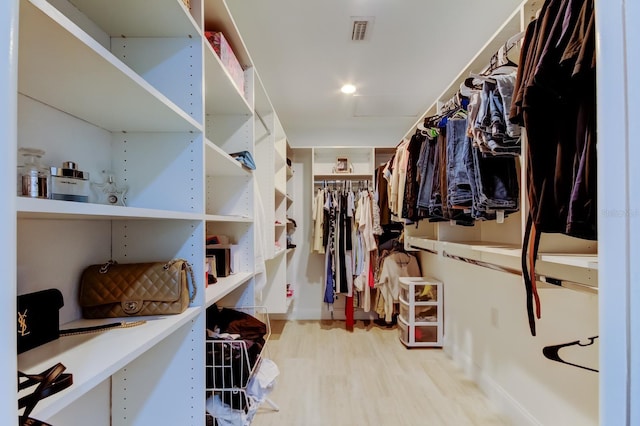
[252,71,291,315]
[5,0,285,424]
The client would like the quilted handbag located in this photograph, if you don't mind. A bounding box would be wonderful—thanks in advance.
[79,259,196,319]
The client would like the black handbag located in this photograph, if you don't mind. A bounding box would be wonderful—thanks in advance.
[17,289,64,354]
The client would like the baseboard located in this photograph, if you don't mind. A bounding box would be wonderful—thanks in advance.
[445,342,542,426]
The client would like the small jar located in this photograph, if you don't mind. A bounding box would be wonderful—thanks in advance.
[18,148,49,198]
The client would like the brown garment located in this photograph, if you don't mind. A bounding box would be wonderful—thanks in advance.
[377,165,391,226]
[402,131,426,222]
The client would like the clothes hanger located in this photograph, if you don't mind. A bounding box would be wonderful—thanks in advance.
[542,336,599,373]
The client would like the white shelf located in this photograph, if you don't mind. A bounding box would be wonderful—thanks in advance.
[203,41,252,115]
[205,139,252,177]
[16,197,203,221]
[538,254,598,269]
[67,0,200,37]
[205,272,254,306]
[313,173,373,181]
[408,237,598,290]
[286,166,294,178]
[19,0,201,133]
[273,247,286,258]
[18,307,201,420]
[205,214,253,223]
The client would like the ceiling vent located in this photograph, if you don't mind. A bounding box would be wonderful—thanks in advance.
[350,16,374,41]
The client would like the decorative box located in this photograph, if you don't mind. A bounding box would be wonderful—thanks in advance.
[204,31,245,95]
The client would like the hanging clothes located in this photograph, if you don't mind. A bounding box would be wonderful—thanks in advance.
[508,0,596,336]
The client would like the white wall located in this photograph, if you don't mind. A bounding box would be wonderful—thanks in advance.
[596,0,640,424]
[420,253,599,425]
[0,1,18,423]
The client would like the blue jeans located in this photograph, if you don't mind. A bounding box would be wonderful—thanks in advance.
[446,118,473,207]
[470,145,519,214]
[416,135,438,209]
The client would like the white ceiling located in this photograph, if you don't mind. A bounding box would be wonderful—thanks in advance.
[227,0,524,148]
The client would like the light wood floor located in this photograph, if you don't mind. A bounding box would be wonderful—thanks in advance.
[251,320,510,426]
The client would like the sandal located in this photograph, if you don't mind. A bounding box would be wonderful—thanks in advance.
[18,364,66,391]
[18,363,73,426]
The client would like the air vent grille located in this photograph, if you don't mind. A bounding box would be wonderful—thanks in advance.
[351,20,368,41]
[350,16,374,41]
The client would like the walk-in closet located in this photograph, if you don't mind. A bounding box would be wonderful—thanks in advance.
[2,0,638,425]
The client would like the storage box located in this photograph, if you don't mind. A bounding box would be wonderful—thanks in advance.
[204,31,245,95]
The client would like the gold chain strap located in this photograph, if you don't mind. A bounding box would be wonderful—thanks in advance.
[165,259,197,303]
[60,320,146,337]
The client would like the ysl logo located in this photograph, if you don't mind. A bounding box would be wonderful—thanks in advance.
[18,309,30,337]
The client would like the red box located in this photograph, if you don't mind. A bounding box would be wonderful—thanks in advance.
[205,31,245,95]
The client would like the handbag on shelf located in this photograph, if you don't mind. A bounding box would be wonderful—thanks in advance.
[17,289,64,354]
[79,259,196,319]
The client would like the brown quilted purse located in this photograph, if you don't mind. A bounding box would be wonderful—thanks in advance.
[79,259,196,318]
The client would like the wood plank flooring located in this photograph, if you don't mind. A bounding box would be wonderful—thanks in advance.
[251,320,509,426]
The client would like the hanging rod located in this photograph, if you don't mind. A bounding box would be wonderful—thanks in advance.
[255,110,271,135]
[441,251,598,295]
[409,245,438,255]
[442,251,522,276]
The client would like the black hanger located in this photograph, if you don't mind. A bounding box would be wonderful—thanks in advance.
[542,336,599,373]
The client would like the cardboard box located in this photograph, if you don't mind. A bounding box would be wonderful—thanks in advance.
[205,31,245,95]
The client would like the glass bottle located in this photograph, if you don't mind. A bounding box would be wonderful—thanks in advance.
[92,170,128,206]
[18,148,49,198]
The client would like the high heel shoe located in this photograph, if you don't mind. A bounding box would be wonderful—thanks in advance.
[18,363,73,426]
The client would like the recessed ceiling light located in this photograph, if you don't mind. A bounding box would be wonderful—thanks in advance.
[341,84,357,94]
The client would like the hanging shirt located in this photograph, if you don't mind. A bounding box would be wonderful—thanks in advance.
[376,252,421,322]
[312,189,325,254]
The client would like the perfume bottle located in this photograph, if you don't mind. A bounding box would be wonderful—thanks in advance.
[50,161,90,202]
[92,171,128,206]
[18,148,49,198]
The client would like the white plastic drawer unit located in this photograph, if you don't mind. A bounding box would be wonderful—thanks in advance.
[399,277,439,303]
[398,277,443,348]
